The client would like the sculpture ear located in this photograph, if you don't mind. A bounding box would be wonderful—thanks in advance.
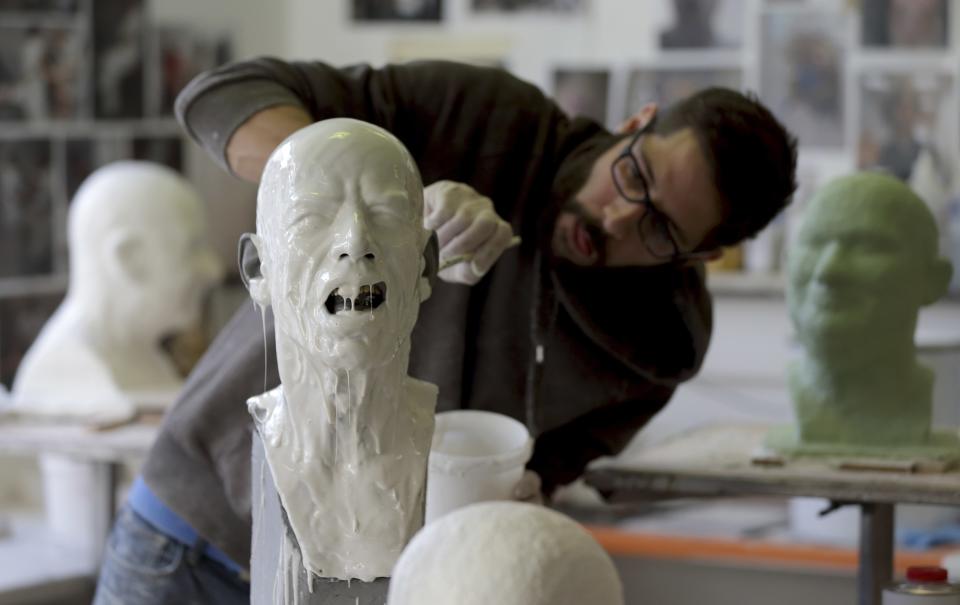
[419,230,439,303]
[921,257,953,306]
[107,230,148,283]
[238,233,270,307]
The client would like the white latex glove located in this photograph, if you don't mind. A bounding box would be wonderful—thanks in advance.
[423,180,516,285]
[512,470,544,505]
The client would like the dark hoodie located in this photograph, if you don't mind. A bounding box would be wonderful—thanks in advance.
[143,58,712,567]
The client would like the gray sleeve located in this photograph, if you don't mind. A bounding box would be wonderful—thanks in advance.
[174,58,310,176]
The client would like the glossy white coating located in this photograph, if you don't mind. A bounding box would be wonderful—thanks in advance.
[12,161,222,420]
[246,118,437,582]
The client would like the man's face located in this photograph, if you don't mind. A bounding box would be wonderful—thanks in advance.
[552,125,723,267]
[264,144,426,371]
[787,195,923,354]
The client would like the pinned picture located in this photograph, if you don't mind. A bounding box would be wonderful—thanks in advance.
[759,9,846,149]
[156,27,231,116]
[0,139,54,278]
[0,293,64,388]
[657,0,745,49]
[65,137,129,201]
[0,25,85,120]
[471,0,583,13]
[861,0,948,48]
[858,71,955,185]
[624,67,741,124]
[93,0,145,118]
[133,137,183,172]
[0,0,77,12]
[352,0,443,21]
[552,68,609,127]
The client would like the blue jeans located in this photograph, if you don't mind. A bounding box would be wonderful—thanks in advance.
[93,506,249,605]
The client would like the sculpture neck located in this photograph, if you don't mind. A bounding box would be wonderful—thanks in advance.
[282,352,413,463]
[58,296,182,393]
[797,352,928,410]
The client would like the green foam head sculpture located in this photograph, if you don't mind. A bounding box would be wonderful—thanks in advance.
[786,171,953,446]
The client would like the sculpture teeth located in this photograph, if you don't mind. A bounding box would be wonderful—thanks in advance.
[324,282,387,314]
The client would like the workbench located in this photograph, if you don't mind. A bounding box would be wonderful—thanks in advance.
[0,418,158,602]
[585,423,960,605]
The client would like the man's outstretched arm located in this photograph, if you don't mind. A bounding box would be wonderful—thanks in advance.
[225,105,312,183]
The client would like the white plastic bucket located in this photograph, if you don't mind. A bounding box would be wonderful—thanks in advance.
[425,410,533,524]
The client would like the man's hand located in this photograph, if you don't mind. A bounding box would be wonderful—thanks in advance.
[424,180,516,285]
[512,470,544,505]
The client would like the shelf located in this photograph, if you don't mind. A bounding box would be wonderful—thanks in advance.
[706,271,786,298]
[0,274,68,299]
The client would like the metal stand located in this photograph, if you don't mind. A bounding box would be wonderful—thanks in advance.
[250,432,390,605]
[858,502,894,605]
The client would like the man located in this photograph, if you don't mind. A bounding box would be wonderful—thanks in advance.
[95,58,797,604]
[785,171,953,447]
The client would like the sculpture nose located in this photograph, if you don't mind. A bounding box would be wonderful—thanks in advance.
[329,199,375,262]
[811,241,844,282]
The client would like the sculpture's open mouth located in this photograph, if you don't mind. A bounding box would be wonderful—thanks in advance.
[324,281,387,314]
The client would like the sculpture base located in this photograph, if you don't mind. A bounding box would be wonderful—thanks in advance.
[765,425,960,469]
[251,432,390,605]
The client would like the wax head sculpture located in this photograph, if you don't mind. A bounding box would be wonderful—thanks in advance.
[12,161,222,420]
[388,501,625,605]
[786,172,953,446]
[243,118,438,582]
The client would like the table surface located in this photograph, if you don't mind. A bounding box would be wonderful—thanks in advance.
[0,516,96,603]
[0,418,158,462]
[586,424,960,507]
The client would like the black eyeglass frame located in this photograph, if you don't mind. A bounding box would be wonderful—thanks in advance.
[610,122,709,262]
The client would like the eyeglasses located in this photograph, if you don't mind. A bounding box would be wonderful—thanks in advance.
[610,126,685,260]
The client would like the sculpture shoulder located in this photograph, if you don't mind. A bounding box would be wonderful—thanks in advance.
[247,384,284,421]
[12,316,132,416]
[403,377,438,416]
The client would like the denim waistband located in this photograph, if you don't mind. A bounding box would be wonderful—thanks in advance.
[127,476,246,576]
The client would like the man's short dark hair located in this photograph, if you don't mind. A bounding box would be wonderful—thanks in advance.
[654,87,798,248]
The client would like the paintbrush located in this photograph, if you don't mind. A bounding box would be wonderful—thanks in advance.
[438,235,522,272]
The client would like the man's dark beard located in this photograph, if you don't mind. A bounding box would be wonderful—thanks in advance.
[559,198,609,266]
[546,129,631,269]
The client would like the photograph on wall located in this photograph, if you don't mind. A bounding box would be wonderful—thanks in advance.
[759,9,845,149]
[65,137,129,200]
[0,0,77,12]
[0,293,64,388]
[624,67,741,124]
[552,68,609,127]
[93,0,145,118]
[657,0,745,49]
[861,0,948,48]
[388,35,507,68]
[0,139,54,278]
[858,70,955,187]
[0,25,85,120]
[352,0,443,21]
[156,27,230,116]
[471,0,583,14]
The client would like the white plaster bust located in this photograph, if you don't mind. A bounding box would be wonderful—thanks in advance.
[12,161,223,421]
[244,118,438,582]
[388,501,625,605]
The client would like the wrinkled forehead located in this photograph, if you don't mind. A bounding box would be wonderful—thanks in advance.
[259,123,422,218]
